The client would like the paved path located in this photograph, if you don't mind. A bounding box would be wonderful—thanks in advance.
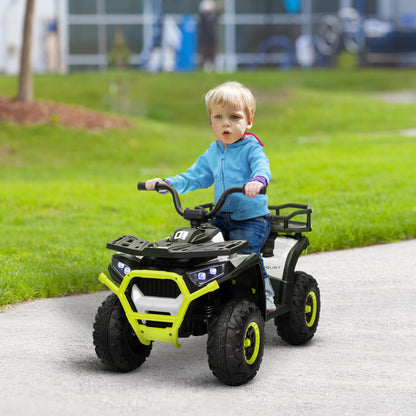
[1,240,415,416]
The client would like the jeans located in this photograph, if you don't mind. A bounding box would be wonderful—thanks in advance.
[209,212,275,298]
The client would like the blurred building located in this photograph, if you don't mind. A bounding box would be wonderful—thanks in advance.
[1,0,416,73]
[0,0,66,74]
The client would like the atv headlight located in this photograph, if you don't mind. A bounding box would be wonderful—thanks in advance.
[186,264,226,287]
[116,261,131,276]
[109,255,139,284]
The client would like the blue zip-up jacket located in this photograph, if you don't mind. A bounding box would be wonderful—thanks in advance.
[166,135,271,220]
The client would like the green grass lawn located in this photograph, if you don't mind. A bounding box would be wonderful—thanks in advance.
[1,69,415,306]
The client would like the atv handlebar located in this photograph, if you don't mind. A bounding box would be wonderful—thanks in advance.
[137,182,147,191]
[137,181,266,226]
[206,184,266,220]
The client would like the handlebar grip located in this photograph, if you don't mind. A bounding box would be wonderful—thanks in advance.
[259,186,267,195]
[242,184,267,195]
[137,182,147,191]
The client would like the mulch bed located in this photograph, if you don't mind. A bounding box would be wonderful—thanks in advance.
[0,96,132,130]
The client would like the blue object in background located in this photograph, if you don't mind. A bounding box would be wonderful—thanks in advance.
[400,13,416,29]
[283,0,300,14]
[176,15,197,72]
[152,0,163,47]
[47,19,57,32]
[249,36,295,69]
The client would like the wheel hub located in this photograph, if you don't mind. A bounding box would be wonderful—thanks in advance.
[305,290,317,327]
[244,322,260,365]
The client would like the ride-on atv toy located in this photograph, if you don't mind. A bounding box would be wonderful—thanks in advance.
[93,183,320,386]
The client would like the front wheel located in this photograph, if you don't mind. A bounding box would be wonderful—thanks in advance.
[93,293,152,372]
[207,299,264,386]
[275,271,320,345]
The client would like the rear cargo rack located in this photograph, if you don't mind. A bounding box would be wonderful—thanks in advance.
[268,203,312,235]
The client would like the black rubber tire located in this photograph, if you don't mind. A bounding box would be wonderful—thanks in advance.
[93,293,152,372]
[275,271,320,345]
[207,299,264,386]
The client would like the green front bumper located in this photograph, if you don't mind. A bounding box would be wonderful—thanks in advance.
[99,269,219,348]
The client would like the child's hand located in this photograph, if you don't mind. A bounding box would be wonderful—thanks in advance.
[245,181,264,198]
[145,178,164,190]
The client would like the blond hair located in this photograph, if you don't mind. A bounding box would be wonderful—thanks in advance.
[205,81,256,121]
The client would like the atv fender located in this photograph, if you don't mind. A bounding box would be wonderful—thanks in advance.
[265,235,309,312]
[216,253,266,318]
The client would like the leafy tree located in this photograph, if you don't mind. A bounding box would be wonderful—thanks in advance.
[108,30,132,70]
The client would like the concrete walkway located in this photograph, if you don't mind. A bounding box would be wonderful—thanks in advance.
[0,240,415,416]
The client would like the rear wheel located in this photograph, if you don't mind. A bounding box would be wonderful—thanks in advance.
[275,271,320,345]
[207,299,264,386]
[93,294,152,372]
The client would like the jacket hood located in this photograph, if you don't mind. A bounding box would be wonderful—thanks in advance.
[215,134,260,152]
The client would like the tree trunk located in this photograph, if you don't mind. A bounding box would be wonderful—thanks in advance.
[17,0,35,102]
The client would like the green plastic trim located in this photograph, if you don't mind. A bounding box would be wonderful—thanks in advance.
[244,321,261,365]
[98,270,219,348]
[305,290,317,328]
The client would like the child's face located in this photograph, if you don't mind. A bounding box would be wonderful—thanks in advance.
[209,103,253,148]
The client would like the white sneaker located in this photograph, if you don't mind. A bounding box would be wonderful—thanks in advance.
[266,296,276,313]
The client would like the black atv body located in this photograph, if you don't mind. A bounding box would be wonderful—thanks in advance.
[93,183,320,385]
